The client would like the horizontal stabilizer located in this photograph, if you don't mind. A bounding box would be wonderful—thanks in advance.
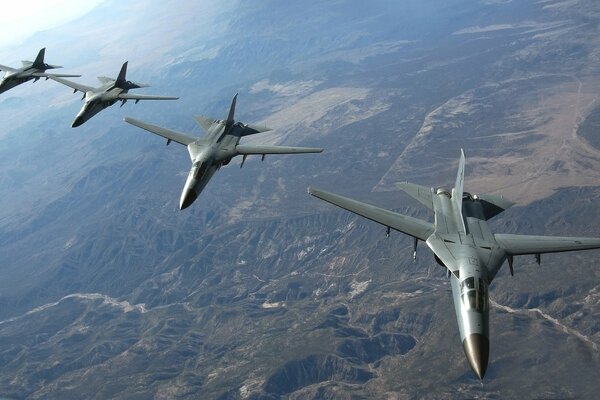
[397,182,433,210]
[236,145,323,155]
[126,81,150,89]
[195,115,217,131]
[97,76,115,85]
[495,234,600,255]
[118,93,179,101]
[476,194,514,220]
[43,64,63,70]
[308,187,434,241]
[124,117,196,146]
[238,123,272,136]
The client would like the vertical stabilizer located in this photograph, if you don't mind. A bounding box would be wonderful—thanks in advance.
[116,61,128,84]
[452,149,466,232]
[32,48,46,69]
[453,149,465,202]
[227,93,238,123]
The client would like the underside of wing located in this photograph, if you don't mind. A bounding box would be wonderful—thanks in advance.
[495,233,600,255]
[0,64,17,72]
[396,182,433,210]
[118,93,179,101]
[236,145,323,155]
[308,187,434,241]
[32,72,81,79]
[48,76,94,93]
[124,117,196,146]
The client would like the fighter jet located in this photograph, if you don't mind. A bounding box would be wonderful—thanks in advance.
[0,48,80,94]
[124,94,323,209]
[49,61,178,127]
[308,150,600,380]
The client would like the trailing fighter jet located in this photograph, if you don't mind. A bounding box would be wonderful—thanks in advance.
[49,61,178,127]
[308,150,600,380]
[125,94,323,210]
[0,48,80,94]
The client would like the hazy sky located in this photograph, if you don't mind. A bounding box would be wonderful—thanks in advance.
[0,0,105,49]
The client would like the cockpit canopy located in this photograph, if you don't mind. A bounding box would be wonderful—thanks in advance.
[190,161,209,181]
[460,276,488,312]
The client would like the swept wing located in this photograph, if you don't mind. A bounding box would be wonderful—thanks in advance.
[308,187,434,241]
[495,234,600,255]
[124,117,196,146]
[118,93,179,101]
[237,145,323,155]
[0,64,17,72]
[49,76,95,93]
[32,72,81,79]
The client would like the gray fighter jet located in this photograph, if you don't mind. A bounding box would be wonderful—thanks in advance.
[125,94,323,209]
[50,61,178,127]
[0,48,80,94]
[308,150,600,380]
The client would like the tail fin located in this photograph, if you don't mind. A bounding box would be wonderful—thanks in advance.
[32,48,46,68]
[452,149,465,202]
[452,149,466,232]
[116,61,128,84]
[227,93,238,123]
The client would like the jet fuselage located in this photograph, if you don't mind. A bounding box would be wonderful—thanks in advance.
[308,150,600,380]
[0,66,39,94]
[179,121,241,209]
[430,189,508,379]
[72,86,125,127]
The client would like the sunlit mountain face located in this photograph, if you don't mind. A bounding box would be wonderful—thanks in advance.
[1,1,600,398]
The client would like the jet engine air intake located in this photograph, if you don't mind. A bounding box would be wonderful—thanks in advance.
[434,254,446,267]
[436,188,451,197]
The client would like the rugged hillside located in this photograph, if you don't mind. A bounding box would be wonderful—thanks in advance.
[1,0,600,398]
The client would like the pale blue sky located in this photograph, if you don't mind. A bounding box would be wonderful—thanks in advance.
[0,0,105,49]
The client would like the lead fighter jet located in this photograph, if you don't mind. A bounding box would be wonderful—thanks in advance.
[50,61,178,127]
[308,150,600,380]
[0,48,80,94]
[125,94,323,210]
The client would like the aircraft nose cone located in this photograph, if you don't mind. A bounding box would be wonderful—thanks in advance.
[72,116,84,128]
[462,333,489,380]
[179,188,198,210]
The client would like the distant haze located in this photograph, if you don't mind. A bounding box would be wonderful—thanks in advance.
[0,0,105,49]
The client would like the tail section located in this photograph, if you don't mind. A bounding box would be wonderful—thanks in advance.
[453,149,465,204]
[32,48,46,68]
[116,61,128,85]
[452,149,467,233]
[227,93,238,123]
